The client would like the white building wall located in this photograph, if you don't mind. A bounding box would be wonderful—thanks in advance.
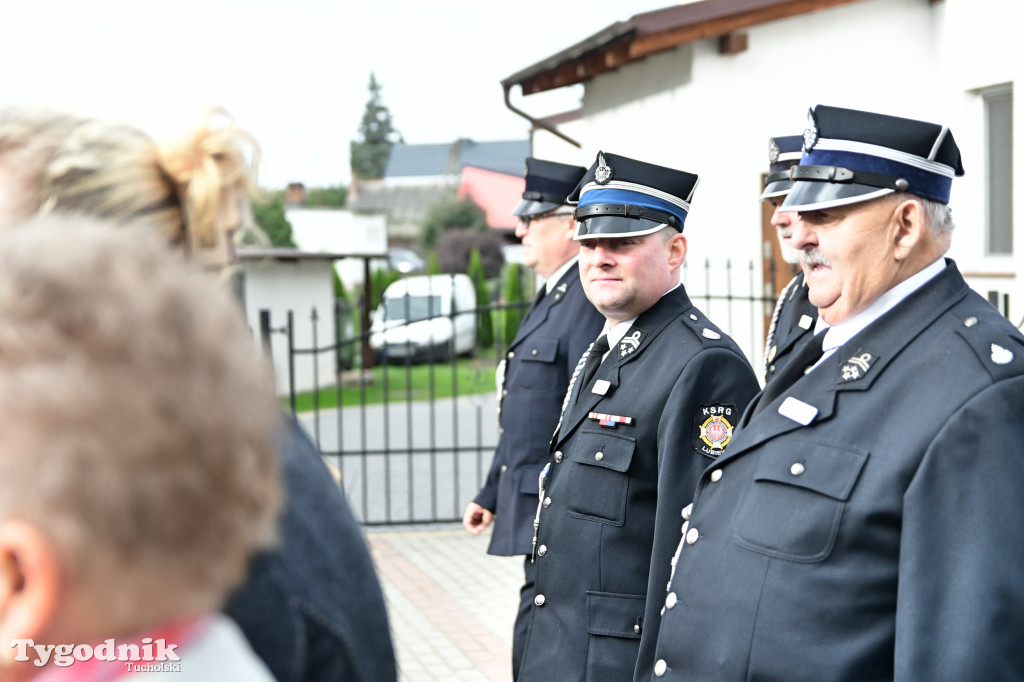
[528,0,1023,359]
[240,258,338,396]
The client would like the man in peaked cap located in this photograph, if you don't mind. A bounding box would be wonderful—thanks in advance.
[463,157,604,679]
[761,135,818,383]
[647,105,1024,681]
[517,151,759,681]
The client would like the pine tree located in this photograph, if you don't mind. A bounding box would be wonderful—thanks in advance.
[350,73,402,180]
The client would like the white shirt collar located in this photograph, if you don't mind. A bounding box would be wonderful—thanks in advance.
[812,258,946,366]
[545,256,579,294]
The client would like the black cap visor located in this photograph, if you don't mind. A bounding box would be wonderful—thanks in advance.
[573,215,671,240]
[760,178,794,200]
[781,181,895,212]
[512,198,562,218]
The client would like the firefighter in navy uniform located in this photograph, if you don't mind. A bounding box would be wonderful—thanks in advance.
[761,134,817,383]
[647,105,1024,681]
[516,152,760,681]
[463,158,604,679]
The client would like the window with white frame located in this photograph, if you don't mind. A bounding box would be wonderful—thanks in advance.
[985,85,1013,255]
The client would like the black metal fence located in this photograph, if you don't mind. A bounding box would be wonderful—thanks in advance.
[258,261,778,525]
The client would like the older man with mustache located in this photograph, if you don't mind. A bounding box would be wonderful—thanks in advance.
[645,104,1024,681]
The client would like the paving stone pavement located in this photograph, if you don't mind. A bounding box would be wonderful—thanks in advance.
[365,523,524,682]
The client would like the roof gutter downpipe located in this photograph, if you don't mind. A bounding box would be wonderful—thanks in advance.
[503,83,581,148]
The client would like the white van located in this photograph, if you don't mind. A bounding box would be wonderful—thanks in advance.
[369,274,478,363]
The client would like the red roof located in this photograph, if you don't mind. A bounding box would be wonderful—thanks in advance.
[458,165,525,230]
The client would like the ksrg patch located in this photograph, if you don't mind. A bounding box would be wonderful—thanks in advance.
[693,403,736,458]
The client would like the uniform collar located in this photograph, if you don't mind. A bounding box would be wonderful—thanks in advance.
[544,256,579,294]
[810,258,946,370]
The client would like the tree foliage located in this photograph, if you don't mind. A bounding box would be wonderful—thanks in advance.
[421,195,488,249]
[436,228,503,278]
[350,73,402,180]
[467,248,494,349]
[306,185,348,208]
[501,263,529,347]
[251,193,297,247]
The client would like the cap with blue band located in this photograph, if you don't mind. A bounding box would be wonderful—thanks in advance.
[568,151,699,239]
[761,135,803,200]
[782,105,965,212]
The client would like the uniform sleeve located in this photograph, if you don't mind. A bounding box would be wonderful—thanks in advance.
[635,346,760,678]
[473,447,502,511]
[896,375,1024,681]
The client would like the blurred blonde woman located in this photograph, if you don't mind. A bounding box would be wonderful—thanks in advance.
[0,106,397,682]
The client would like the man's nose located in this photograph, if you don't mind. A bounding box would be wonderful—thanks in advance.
[514,218,529,238]
[788,213,817,250]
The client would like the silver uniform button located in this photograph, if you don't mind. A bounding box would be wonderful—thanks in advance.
[964,316,978,327]
[537,545,547,556]
[681,503,692,521]
[633,624,641,634]
[500,464,508,473]
[554,451,563,463]
[543,496,551,508]
[665,592,678,609]
[531,348,538,355]
[654,659,668,677]
[790,462,805,476]
[710,469,722,482]
[508,351,515,359]
[595,451,604,461]
[534,594,546,606]
[685,527,699,545]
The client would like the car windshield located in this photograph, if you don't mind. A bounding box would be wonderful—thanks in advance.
[383,295,442,323]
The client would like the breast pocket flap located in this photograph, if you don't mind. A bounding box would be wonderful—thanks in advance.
[521,337,559,363]
[570,431,635,473]
[753,441,867,501]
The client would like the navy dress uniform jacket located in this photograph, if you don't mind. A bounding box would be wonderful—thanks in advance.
[763,272,816,383]
[518,286,760,681]
[474,266,605,556]
[649,261,1024,681]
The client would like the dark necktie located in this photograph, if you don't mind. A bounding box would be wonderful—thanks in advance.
[578,334,609,396]
[751,332,826,417]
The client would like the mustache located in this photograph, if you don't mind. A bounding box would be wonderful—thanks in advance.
[800,249,831,269]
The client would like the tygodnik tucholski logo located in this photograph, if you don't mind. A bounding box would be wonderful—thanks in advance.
[10,637,181,672]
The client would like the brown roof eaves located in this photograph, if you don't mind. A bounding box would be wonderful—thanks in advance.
[503,0,867,96]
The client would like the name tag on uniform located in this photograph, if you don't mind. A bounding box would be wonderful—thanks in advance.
[778,397,817,425]
[592,379,610,395]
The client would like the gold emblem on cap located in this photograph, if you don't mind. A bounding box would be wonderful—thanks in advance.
[595,152,613,185]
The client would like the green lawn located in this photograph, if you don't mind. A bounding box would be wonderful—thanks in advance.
[287,357,497,413]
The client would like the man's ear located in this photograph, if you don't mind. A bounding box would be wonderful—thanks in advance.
[0,521,63,651]
[667,231,688,269]
[892,199,926,262]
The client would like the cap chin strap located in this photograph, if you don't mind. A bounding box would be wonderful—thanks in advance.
[573,203,679,229]
[789,164,910,192]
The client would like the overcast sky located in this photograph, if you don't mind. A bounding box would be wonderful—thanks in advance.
[0,0,680,188]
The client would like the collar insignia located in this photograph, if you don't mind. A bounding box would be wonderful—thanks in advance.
[595,152,613,185]
[619,330,644,357]
[553,282,568,302]
[839,350,876,382]
[991,343,1014,365]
